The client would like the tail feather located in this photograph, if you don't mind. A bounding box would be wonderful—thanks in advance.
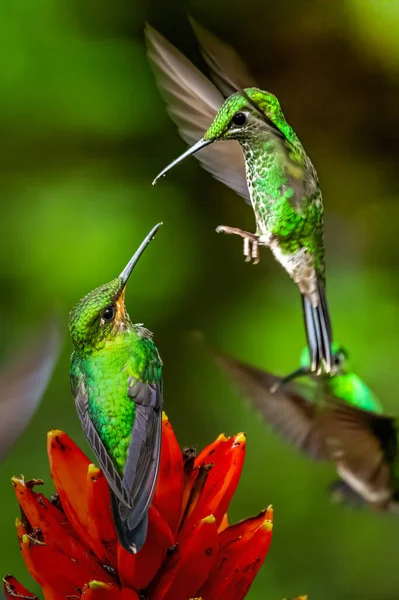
[111,492,149,554]
[301,278,333,374]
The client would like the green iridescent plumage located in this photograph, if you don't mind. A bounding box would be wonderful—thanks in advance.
[298,344,383,414]
[69,224,163,554]
[148,24,332,375]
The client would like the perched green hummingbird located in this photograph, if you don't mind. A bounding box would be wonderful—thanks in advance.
[147,23,333,375]
[214,350,399,512]
[69,223,163,553]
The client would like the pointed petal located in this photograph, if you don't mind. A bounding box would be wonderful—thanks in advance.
[3,576,37,600]
[47,430,92,547]
[130,505,175,590]
[116,545,136,591]
[81,581,122,600]
[219,506,273,546]
[218,513,229,533]
[20,528,114,592]
[180,433,246,534]
[198,512,273,600]
[194,433,230,467]
[178,435,229,529]
[179,464,212,531]
[86,464,118,568]
[149,515,219,600]
[12,477,112,583]
[119,591,140,600]
[153,413,184,535]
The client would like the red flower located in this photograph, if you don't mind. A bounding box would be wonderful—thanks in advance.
[4,414,274,600]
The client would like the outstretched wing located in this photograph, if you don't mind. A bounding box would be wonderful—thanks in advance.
[0,321,61,462]
[215,351,328,460]
[145,24,250,203]
[189,17,257,98]
[75,378,162,516]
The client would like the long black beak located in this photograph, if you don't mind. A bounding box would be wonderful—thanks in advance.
[119,223,162,286]
[152,138,214,185]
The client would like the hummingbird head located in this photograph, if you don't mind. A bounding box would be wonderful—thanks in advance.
[69,223,162,354]
[202,88,295,143]
[152,88,297,184]
[299,343,349,372]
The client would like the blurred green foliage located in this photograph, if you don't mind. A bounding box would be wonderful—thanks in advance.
[1,0,399,598]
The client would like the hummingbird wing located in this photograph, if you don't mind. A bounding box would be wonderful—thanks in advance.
[189,17,257,98]
[0,321,60,462]
[318,401,397,505]
[121,378,162,531]
[214,351,328,460]
[75,377,162,552]
[75,379,162,509]
[145,24,250,203]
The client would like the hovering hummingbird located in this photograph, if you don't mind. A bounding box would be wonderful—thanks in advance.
[69,223,163,554]
[273,343,383,414]
[214,350,399,512]
[0,321,60,463]
[147,23,333,375]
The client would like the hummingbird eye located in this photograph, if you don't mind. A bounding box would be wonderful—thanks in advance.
[230,112,247,128]
[102,306,116,322]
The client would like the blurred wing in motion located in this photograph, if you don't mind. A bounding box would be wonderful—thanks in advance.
[0,321,61,462]
[214,351,328,460]
[145,24,250,203]
[319,401,397,505]
[189,17,257,98]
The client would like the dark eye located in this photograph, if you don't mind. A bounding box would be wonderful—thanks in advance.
[102,306,115,322]
[230,112,247,127]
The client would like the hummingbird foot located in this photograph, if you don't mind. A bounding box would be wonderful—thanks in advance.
[216,226,260,265]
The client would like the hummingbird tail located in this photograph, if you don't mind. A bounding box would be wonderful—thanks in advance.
[110,492,149,554]
[301,279,333,374]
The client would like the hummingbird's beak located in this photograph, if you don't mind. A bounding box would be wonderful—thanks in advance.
[119,222,163,287]
[152,138,214,185]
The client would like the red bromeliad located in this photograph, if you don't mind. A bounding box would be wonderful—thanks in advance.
[3,414,303,600]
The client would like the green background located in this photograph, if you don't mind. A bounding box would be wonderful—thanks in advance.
[1,0,399,598]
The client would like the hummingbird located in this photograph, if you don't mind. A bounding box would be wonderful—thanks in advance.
[147,23,333,375]
[214,350,399,512]
[0,321,60,463]
[272,343,383,414]
[68,223,163,554]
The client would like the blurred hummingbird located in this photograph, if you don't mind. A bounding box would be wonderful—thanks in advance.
[214,349,399,512]
[69,223,163,554]
[147,22,333,375]
[272,343,383,414]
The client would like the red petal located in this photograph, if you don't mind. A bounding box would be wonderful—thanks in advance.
[119,591,140,600]
[219,506,273,547]
[116,545,136,591]
[153,414,184,535]
[198,511,273,600]
[194,434,230,467]
[180,433,246,535]
[218,513,229,533]
[12,477,113,585]
[47,430,92,547]
[81,582,122,600]
[149,515,219,600]
[86,464,118,568]
[3,576,37,599]
[129,505,175,590]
